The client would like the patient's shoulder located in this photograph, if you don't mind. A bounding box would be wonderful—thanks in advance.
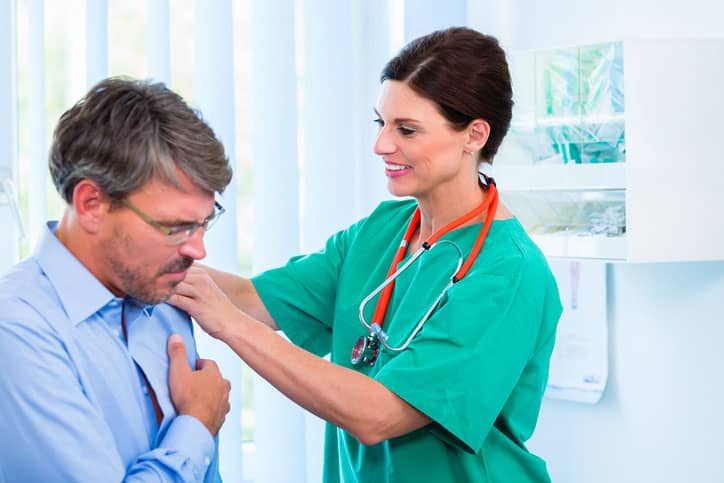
[0,257,63,331]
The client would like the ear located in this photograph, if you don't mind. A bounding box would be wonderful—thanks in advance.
[463,119,491,155]
[71,180,111,234]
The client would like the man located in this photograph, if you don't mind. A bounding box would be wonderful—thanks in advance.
[0,78,233,482]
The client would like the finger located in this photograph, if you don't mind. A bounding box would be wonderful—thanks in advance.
[179,270,204,283]
[167,334,191,376]
[171,279,199,298]
[184,267,213,282]
[195,358,220,372]
[167,292,196,312]
[183,270,217,291]
[187,263,206,276]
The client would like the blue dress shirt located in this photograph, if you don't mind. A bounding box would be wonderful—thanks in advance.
[0,222,222,482]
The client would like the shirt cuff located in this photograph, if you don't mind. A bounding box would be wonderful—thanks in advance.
[160,415,215,479]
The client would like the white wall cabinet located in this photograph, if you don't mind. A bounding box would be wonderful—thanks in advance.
[496,39,724,262]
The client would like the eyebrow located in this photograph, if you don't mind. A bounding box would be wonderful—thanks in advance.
[373,108,420,125]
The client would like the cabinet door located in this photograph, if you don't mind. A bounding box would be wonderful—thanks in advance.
[497,39,724,262]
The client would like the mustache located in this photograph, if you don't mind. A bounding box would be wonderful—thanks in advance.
[159,257,194,275]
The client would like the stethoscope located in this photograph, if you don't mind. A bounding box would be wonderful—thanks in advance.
[351,176,499,366]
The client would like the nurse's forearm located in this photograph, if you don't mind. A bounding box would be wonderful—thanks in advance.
[200,264,279,330]
[218,311,431,445]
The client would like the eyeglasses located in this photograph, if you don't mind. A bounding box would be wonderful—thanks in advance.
[119,198,225,246]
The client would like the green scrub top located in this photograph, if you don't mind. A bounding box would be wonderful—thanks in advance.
[252,199,562,483]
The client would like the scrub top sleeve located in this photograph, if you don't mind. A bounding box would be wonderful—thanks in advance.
[252,219,365,356]
[375,253,547,454]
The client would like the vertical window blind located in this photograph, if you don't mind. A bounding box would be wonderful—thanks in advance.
[2,0,467,480]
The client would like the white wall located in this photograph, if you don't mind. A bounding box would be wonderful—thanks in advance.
[533,262,724,483]
[470,2,724,482]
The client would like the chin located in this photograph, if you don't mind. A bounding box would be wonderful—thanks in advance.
[131,286,173,306]
[145,280,182,305]
[387,183,413,198]
[155,286,178,304]
[134,294,166,305]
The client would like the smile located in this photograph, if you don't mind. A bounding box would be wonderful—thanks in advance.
[385,162,411,171]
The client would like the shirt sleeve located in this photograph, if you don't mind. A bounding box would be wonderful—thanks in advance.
[374,250,557,454]
[252,218,365,356]
[129,415,216,482]
[0,298,213,483]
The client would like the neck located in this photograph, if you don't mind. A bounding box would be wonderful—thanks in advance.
[55,211,121,297]
[415,182,487,241]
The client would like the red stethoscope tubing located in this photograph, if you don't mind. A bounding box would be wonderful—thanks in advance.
[370,181,499,329]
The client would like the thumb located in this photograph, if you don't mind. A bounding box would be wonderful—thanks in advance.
[167,293,189,312]
[167,334,191,377]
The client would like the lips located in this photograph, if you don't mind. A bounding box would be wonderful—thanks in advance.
[159,256,193,276]
[385,161,412,178]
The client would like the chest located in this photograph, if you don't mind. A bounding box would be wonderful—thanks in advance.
[56,307,193,459]
[331,238,468,369]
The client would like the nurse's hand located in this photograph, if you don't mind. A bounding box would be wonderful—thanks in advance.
[168,264,239,339]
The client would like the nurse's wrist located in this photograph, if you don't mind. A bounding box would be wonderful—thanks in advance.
[209,306,246,342]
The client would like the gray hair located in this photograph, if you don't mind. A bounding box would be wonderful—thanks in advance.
[49,77,232,203]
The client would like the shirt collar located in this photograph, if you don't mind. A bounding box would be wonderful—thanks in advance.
[35,221,156,324]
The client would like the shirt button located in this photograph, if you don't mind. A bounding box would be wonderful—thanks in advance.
[142,385,149,395]
[203,456,211,467]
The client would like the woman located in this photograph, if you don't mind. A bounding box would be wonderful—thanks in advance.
[171,27,562,482]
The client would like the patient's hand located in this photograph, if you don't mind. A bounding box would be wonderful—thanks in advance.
[168,265,238,340]
[167,334,231,436]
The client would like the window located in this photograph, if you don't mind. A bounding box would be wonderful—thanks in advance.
[12,0,250,479]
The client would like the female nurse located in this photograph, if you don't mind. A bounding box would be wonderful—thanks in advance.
[170,27,563,483]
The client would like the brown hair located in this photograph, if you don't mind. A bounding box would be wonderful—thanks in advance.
[49,77,232,203]
[381,27,513,162]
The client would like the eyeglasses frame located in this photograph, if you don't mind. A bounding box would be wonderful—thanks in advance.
[119,198,225,245]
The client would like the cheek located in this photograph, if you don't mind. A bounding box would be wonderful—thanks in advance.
[106,231,139,272]
[412,140,462,172]
[109,225,169,271]
[398,142,429,166]
[138,246,178,273]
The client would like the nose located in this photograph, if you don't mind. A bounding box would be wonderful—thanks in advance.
[178,228,207,260]
[373,126,396,156]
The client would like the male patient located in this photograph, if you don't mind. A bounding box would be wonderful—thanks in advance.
[0,78,233,482]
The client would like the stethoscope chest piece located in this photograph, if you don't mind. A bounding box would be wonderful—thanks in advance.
[351,334,380,366]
